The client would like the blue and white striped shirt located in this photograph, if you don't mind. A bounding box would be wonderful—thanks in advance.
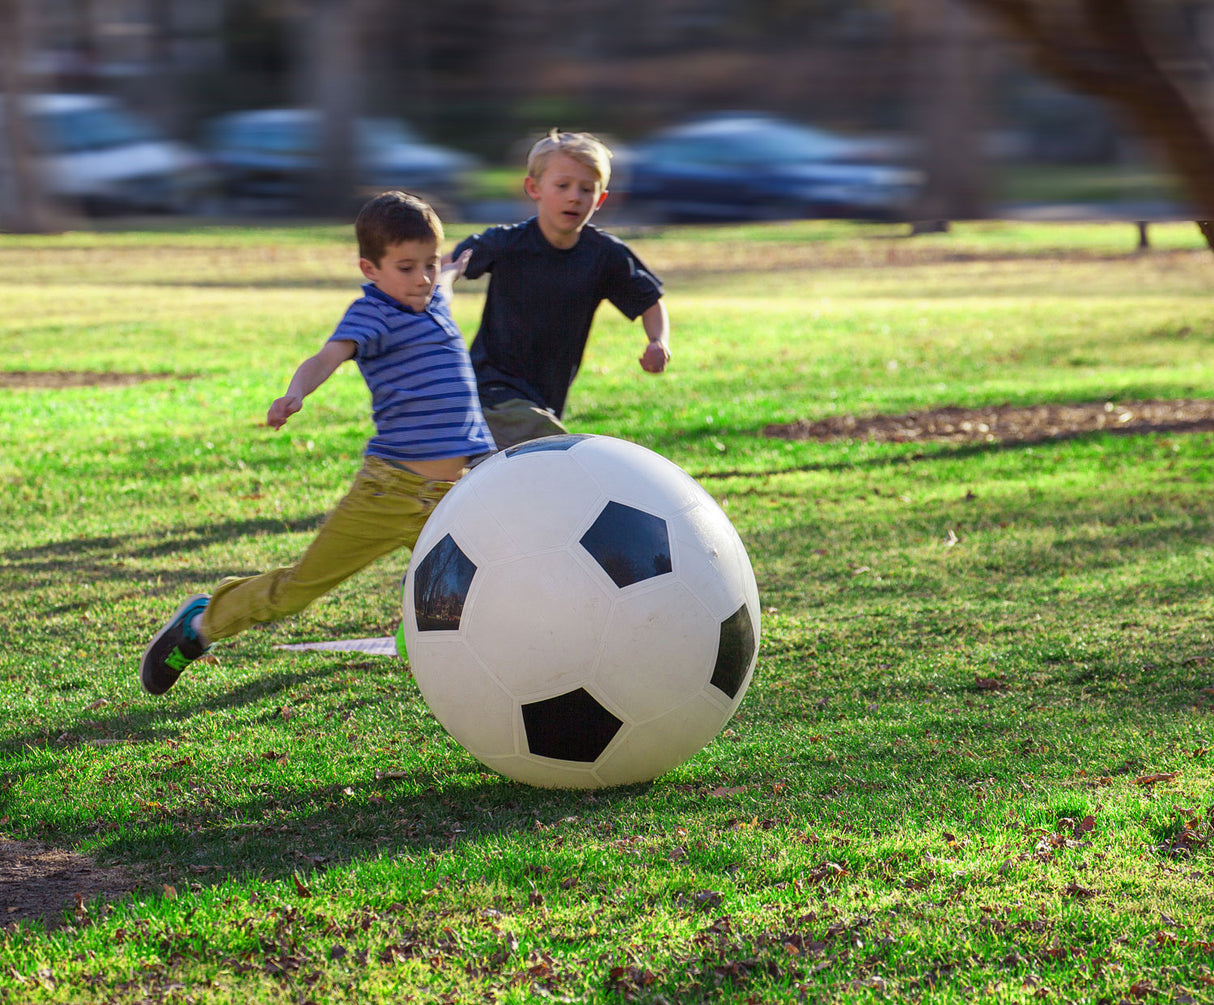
[329,283,494,463]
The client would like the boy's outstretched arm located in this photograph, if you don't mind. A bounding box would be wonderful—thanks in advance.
[639,300,670,373]
[267,339,356,429]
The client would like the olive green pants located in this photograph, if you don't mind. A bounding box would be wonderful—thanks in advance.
[200,455,455,643]
[483,397,569,450]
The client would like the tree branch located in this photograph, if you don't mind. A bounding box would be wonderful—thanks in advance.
[961,0,1214,250]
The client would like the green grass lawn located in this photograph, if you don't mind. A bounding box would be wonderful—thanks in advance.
[2,218,1214,1003]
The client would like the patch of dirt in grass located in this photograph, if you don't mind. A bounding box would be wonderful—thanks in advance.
[763,399,1214,445]
[0,838,143,929]
[0,371,191,389]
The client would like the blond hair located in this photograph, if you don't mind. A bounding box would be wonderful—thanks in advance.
[527,129,612,188]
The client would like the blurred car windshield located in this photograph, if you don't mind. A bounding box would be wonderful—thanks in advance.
[212,117,308,154]
[358,118,423,153]
[30,105,158,153]
[210,114,425,156]
[645,121,852,167]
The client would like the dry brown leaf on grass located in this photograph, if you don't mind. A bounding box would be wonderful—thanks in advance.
[1134,771,1180,786]
[1056,815,1097,838]
[607,965,658,994]
[805,861,847,884]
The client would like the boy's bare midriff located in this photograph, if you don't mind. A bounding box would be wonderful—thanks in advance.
[399,456,469,481]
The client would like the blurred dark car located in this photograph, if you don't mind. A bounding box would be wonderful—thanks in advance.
[616,113,923,222]
[5,93,216,215]
[202,109,477,214]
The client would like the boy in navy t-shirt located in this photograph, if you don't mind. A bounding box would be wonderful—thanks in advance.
[140,191,495,695]
[451,130,671,449]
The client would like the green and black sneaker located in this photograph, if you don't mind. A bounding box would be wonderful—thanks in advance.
[140,594,211,695]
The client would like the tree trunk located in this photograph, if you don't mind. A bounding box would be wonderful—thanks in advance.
[145,0,183,137]
[0,0,54,233]
[296,0,365,217]
[908,0,990,224]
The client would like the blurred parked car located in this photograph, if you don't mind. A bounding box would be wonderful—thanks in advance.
[616,113,923,222]
[202,109,477,215]
[4,93,216,215]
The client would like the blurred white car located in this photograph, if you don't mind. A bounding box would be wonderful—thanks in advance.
[5,93,216,215]
[202,108,477,214]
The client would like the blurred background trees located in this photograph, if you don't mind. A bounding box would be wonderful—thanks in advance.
[2,0,1213,228]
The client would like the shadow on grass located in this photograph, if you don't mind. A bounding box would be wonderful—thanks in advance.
[1,515,333,621]
[5,515,329,570]
[0,661,683,927]
[3,638,1207,930]
[0,665,338,760]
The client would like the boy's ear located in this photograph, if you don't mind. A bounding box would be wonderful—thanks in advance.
[595,190,609,210]
[358,257,378,281]
[523,175,541,201]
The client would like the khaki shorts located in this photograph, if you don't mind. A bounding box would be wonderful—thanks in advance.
[483,397,569,450]
[201,455,455,642]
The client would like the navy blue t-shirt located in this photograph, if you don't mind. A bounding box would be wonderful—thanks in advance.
[453,218,663,418]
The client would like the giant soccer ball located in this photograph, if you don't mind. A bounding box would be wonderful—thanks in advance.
[401,434,760,789]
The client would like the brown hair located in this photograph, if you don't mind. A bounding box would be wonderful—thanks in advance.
[355,191,443,264]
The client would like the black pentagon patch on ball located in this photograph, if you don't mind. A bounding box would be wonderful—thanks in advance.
[522,688,623,762]
[710,603,756,699]
[412,533,477,631]
[580,501,672,588]
[504,433,590,457]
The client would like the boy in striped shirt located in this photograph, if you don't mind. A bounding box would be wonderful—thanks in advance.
[140,191,495,696]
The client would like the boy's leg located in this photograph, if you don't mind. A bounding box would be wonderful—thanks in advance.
[141,457,452,693]
[483,398,568,450]
[202,457,450,640]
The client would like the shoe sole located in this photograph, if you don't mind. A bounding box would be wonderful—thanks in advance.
[140,593,209,694]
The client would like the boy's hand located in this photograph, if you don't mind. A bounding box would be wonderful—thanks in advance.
[639,341,670,373]
[438,249,472,301]
[267,394,303,430]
